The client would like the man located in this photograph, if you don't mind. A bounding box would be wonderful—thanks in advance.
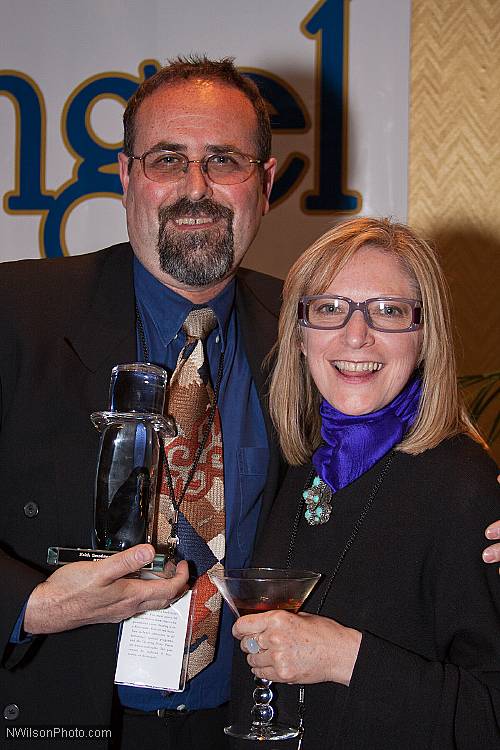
[0,56,281,749]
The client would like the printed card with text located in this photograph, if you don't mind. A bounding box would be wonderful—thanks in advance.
[114,590,193,692]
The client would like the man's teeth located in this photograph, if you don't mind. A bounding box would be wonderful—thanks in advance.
[334,361,383,372]
[175,217,214,225]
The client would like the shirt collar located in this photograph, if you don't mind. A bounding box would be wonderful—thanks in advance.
[133,255,235,350]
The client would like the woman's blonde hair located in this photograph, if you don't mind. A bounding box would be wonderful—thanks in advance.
[269,217,485,465]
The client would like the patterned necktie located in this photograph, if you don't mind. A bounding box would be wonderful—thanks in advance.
[156,308,225,680]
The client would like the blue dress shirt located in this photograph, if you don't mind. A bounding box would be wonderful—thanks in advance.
[118,257,269,710]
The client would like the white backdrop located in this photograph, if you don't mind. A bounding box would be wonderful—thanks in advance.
[0,0,411,278]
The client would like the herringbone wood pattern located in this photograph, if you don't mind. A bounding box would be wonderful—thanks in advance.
[409,0,500,387]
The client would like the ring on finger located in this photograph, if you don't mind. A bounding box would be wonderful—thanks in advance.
[246,637,260,654]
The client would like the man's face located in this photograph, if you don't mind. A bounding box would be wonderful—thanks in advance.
[119,80,276,298]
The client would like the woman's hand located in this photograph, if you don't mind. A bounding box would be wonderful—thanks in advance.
[233,611,362,686]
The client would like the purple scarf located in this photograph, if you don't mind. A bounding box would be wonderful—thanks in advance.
[312,376,422,493]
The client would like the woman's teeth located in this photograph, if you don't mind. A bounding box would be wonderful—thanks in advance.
[333,360,383,372]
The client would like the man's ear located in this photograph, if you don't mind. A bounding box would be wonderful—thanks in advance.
[118,152,130,208]
[261,157,277,216]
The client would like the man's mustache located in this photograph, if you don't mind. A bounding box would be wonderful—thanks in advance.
[159,197,233,224]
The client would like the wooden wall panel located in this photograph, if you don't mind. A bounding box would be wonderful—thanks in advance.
[409,0,500,455]
[409,0,500,373]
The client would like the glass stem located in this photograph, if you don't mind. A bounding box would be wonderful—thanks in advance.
[250,676,274,727]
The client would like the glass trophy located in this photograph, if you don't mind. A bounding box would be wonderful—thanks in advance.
[47,363,176,572]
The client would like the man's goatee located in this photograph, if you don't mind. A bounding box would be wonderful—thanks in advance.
[157,197,234,286]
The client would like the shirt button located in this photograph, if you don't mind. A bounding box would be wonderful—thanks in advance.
[3,704,20,720]
[215,335,220,344]
[23,501,39,518]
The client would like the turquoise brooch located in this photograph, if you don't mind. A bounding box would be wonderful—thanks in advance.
[303,475,333,525]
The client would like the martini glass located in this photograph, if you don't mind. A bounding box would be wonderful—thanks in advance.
[209,567,320,741]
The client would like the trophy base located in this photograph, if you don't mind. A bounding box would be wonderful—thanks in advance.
[47,546,167,574]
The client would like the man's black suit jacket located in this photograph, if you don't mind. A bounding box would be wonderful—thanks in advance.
[0,243,283,739]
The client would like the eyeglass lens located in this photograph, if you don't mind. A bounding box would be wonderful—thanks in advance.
[143,151,256,185]
[306,298,416,330]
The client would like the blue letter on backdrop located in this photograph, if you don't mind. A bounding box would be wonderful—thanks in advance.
[302,0,361,213]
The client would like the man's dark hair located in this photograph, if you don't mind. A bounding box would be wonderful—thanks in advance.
[123,55,271,162]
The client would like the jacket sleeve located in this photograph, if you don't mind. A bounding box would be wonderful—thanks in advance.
[0,548,46,668]
[344,623,500,748]
[341,473,500,749]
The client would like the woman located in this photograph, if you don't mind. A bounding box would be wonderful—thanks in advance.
[230,218,500,748]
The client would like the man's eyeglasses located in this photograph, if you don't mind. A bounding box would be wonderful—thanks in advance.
[128,149,263,185]
[298,295,424,333]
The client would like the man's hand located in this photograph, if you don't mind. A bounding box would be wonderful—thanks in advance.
[483,522,500,566]
[24,544,189,634]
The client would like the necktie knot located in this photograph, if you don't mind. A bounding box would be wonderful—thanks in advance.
[183,308,217,341]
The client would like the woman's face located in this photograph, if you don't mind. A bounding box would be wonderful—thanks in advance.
[301,246,423,415]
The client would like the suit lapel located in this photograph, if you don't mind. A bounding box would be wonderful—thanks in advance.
[235,269,285,539]
[51,244,138,546]
[235,267,281,424]
[65,242,137,376]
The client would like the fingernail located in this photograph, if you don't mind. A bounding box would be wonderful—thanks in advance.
[135,546,153,564]
[482,550,495,562]
[486,528,500,539]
